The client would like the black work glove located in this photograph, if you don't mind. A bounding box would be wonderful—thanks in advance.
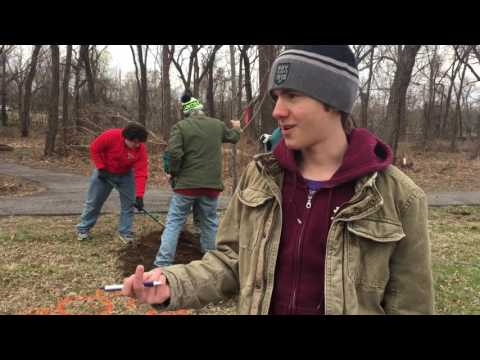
[97,169,111,182]
[134,197,144,211]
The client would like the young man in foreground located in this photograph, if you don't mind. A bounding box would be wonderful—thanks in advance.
[121,46,434,315]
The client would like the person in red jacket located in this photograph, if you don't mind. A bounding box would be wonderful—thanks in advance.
[76,123,149,244]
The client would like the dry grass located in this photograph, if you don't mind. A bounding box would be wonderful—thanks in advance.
[429,206,480,314]
[1,206,479,315]
[0,212,236,315]
[399,140,480,193]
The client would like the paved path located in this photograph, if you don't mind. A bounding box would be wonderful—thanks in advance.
[0,162,230,216]
[1,162,480,216]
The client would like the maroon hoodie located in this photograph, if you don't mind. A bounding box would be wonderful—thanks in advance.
[268,128,393,315]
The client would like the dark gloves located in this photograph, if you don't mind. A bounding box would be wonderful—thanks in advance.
[134,197,144,211]
[97,169,111,182]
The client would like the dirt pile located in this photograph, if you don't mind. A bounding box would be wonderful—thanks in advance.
[117,229,204,276]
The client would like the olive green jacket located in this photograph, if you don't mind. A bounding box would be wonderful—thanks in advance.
[160,153,434,315]
[167,114,240,191]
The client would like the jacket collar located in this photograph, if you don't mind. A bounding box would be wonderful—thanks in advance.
[254,152,385,222]
[335,172,384,222]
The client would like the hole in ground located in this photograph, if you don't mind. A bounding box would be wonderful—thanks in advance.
[117,229,203,277]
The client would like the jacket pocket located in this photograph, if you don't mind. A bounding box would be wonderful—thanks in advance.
[237,187,273,250]
[345,219,405,288]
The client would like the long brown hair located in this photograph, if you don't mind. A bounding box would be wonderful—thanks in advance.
[323,103,356,135]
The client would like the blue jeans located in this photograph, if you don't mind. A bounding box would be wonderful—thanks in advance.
[76,169,136,236]
[154,193,219,267]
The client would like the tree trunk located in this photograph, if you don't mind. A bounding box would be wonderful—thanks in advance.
[80,45,96,104]
[192,46,200,97]
[130,45,148,126]
[450,63,468,152]
[376,45,421,159]
[1,51,7,127]
[21,45,41,137]
[138,46,148,126]
[422,46,441,150]
[161,45,172,136]
[441,49,464,139]
[206,49,220,118]
[360,47,375,129]
[237,48,244,119]
[44,45,60,156]
[229,45,238,192]
[73,58,81,130]
[258,45,276,135]
[242,47,253,104]
[62,45,73,150]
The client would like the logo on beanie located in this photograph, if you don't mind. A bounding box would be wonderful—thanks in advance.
[274,63,290,85]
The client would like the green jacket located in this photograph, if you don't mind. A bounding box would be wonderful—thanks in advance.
[167,114,240,191]
[159,152,434,315]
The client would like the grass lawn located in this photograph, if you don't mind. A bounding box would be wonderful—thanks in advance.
[429,206,480,314]
[0,206,479,315]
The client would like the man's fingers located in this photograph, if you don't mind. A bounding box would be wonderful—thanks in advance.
[121,274,135,297]
[132,265,146,301]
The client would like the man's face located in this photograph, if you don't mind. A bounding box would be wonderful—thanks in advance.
[125,138,141,149]
[272,89,339,151]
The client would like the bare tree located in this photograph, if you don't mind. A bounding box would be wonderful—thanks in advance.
[161,45,173,135]
[450,54,470,152]
[258,45,277,135]
[170,45,202,95]
[421,45,442,150]
[205,45,222,117]
[353,45,377,129]
[229,45,238,190]
[170,45,222,101]
[440,48,463,138]
[62,45,73,149]
[376,45,422,158]
[44,45,60,156]
[0,47,11,126]
[21,45,42,137]
[72,47,85,130]
[79,45,96,103]
[238,45,257,139]
[130,45,149,126]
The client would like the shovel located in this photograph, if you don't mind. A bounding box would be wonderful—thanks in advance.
[105,177,165,229]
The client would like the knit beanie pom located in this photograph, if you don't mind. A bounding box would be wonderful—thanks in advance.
[181,94,191,104]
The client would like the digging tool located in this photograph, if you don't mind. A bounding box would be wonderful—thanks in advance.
[104,177,165,229]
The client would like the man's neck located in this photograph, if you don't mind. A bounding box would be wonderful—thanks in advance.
[299,131,348,181]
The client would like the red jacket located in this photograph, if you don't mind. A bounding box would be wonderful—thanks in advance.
[269,128,393,315]
[90,128,148,197]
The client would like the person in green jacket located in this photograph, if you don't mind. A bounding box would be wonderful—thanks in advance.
[153,92,241,267]
[163,150,201,228]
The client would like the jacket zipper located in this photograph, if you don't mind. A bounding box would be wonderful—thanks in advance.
[288,189,316,314]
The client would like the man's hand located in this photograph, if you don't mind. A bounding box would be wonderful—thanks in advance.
[122,265,171,305]
[134,197,144,211]
[97,169,111,182]
[231,120,241,129]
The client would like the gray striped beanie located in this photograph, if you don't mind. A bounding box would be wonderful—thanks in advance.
[268,45,359,114]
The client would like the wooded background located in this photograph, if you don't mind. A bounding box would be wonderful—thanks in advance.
[1,45,479,161]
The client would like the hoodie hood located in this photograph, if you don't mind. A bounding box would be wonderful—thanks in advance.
[273,128,393,186]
